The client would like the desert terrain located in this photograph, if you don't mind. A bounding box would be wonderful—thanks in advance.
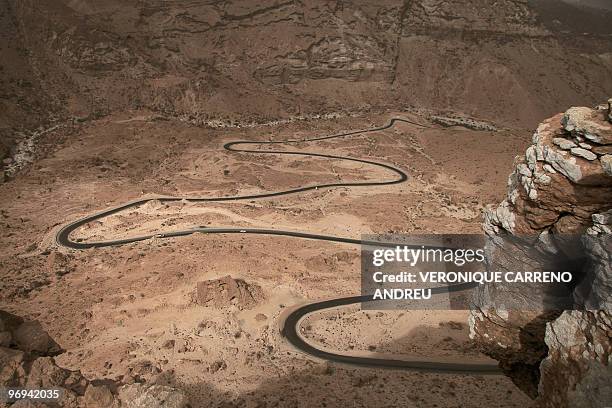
[1,0,611,407]
[0,109,536,406]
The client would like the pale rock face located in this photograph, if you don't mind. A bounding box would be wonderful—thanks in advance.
[539,311,612,408]
[543,144,582,182]
[483,199,516,234]
[552,137,576,150]
[517,163,531,177]
[525,145,537,169]
[473,102,612,406]
[528,188,538,200]
[562,106,612,144]
[118,384,188,408]
[570,147,597,161]
[534,172,551,185]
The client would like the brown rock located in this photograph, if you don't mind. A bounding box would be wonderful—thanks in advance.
[83,384,117,408]
[22,357,88,397]
[13,321,62,355]
[0,310,25,333]
[57,387,81,408]
[195,275,264,310]
[0,141,7,163]
[209,360,227,373]
[591,144,612,155]
[0,311,171,408]
[485,108,612,237]
[161,339,175,349]
[126,360,161,383]
[0,317,11,347]
[469,310,560,398]
[25,357,71,389]
[0,346,26,387]
[45,251,74,276]
[0,330,11,347]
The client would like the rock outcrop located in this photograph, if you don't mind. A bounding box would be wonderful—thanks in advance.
[118,384,188,408]
[194,275,264,310]
[0,311,188,408]
[471,101,612,407]
[0,311,62,356]
[484,102,612,237]
[538,310,611,408]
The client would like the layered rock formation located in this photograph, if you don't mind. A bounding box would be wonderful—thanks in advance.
[2,0,612,176]
[471,101,612,407]
[0,311,188,408]
[484,99,612,236]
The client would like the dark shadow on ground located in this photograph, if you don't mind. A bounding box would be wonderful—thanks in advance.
[169,319,531,408]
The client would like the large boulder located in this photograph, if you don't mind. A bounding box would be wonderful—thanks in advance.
[471,102,612,406]
[561,106,612,145]
[0,310,62,356]
[13,321,62,356]
[483,111,612,238]
[195,275,264,310]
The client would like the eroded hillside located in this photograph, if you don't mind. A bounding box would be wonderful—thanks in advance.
[1,0,611,166]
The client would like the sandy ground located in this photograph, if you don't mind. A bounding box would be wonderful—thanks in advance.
[0,111,534,407]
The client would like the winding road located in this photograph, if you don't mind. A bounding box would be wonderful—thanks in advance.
[56,117,501,375]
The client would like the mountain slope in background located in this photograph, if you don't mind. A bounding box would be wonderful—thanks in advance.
[1,0,611,162]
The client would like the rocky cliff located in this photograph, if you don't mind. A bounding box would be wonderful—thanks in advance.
[471,101,612,407]
[1,0,612,172]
